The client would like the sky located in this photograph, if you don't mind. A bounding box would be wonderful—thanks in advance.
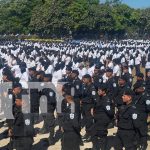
[101,0,150,9]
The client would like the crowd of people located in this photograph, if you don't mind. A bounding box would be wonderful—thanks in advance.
[0,39,150,150]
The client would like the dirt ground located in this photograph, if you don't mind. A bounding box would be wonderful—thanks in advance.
[0,120,150,150]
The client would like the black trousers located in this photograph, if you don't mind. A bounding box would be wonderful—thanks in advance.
[61,132,80,150]
[41,113,55,138]
[81,104,93,135]
[13,137,33,150]
[115,130,137,150]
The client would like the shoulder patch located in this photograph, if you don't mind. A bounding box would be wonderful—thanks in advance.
[99,79,102,83]
[130,78,132,82]
[113,83,117,87]
[49,92,53,97]
[70,113,74,119]
[92,91,96,95]
[132,113,137,120]
[9,94,12,99]
[25,119,30,126]
[76,85,79,89]
[106,105,110,111]
[146,100,150,105]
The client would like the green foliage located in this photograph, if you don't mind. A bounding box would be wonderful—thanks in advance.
[0,0,150,38]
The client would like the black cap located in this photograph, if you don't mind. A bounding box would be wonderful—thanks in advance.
[2,67,12,76]
[136,73,144,78]
[28,67,36,71]
[122,63,128,69]
[44,74,52,81]
[37,71,45,76]
[62,83,73,95]
[119,75,127,82]
[72,70,79,76]
[106,68,113,73]
[95,64,101,69]
[123,89,134,96]
[19,62,27,68]
[133,81,145,89]
[98,83,107,92]
[66,66,72,71]
[13,82,22,89]
[83,74,91,79]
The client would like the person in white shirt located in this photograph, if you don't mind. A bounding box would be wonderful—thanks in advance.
[113,59,121,82]
[135,53,141,75]
[146,54,150,78]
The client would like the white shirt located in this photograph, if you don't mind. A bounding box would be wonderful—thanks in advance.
[146,62,150,69]
[19,72,29,89]
[113,65,121,77]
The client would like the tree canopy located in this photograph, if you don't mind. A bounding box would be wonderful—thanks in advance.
[0,0,150,39]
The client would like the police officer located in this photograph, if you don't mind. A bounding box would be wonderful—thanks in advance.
[122,65,133,88]
[62,66,72,83]
[39,74,56,145]
[146,69,150,94]
[81,74,97,141]
[70,70,82,120]
[28,66,40,124]
[10,94,35,150]
[105,68,118,101]
[133,82,150,150]
[61,87,81,150]
[92,84,114,150]
[115,89,143,150]
[115,75,130,108]
[133,73,145,92]
[92,64,103,91]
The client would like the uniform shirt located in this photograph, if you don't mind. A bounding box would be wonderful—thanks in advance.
[135,55,141,65]
[94,95,114,119]
[115,84,130,108]
[92,73,103,90]
[81,83,97,105]
[40,87,56,113]
[52,70,63,86]
[133,92,150,120]
[145,62,150,69]
[122,72,133,88]
[117,104,142,130]
[72,77,82,99]
[146,77,150,93]
[12,106,35,137]
[106,77,118,100]
[19,71,29,89]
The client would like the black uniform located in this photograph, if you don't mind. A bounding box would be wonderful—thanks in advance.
[29,75,40,123]
[133,80,145,92]
[133,92,150,149]
[123,72,133,88]
[92,73,103,91]
[12,106,35,150]
[81,83,97,135]
[61,113,80,150]
[92,95,114,150]
[115,104,143,150]
[106,77,118,101]
[115,84,130,108]
[39,87,56,141]
[72,77,82,120]
[146,76,150,93]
